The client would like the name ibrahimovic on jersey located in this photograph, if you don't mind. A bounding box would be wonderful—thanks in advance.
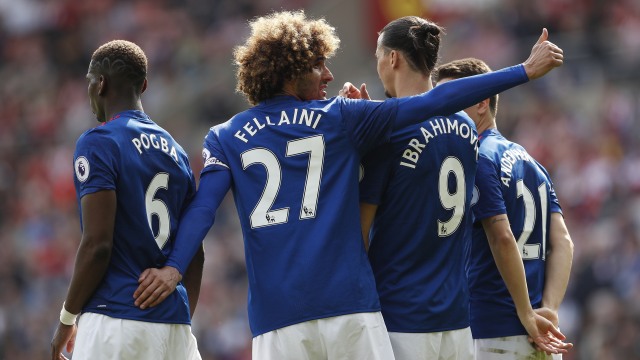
[399,116,479,169]
[233,108,323,143]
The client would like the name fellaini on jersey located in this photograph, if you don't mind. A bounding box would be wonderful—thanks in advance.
[499,148,533,187]
[131,132,180,163]
[399,116,479,169]
[233,108,323,144]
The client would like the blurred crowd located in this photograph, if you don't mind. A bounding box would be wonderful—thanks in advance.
[0,0,638,359]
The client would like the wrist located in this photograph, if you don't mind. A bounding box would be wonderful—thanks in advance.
[59,302,79,326]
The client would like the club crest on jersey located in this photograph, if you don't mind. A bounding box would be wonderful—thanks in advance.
[202,148,229,169]
[75,156,90,182]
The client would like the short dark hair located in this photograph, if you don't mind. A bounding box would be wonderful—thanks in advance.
[379,16,444,76]
[434,58,498,117]
[89,40,148,91]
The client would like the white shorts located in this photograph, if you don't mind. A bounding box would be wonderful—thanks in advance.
[474,335,562,360]
[252,312,395,360]
[389,327,473,360]
[72,312,201,360]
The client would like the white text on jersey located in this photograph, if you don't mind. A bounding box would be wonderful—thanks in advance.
[131,133,179,162]
[400,117,479,168]
[500,148,533,186]
[234,108,323,143]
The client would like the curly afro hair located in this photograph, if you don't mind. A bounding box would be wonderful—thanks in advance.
[234,10,340,105]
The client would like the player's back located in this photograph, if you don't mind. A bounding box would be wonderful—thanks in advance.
[73,110,195,324]
[469,129,561,338]
[202,95,398,336]
[365,111,479,332]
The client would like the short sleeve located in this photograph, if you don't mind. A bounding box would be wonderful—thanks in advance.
[472,154,506,222]
[73,131,119,198]
[201,127,231,175]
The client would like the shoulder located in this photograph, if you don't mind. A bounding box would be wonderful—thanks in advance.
[76,125,116,149]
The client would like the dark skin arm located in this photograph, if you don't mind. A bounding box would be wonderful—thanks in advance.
[51,190,116,359]
[182,244,205,318]
[359,203,378,252]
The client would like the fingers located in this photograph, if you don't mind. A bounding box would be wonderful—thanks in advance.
[360,83,371,100]
[536,28,548,45]
[138,268,151,284]
[133,281,158,308]
[133,270,154,299]
[547,324,567,341]
[137,286,171,309]
[66,328,76,353]
[338,82,355,97]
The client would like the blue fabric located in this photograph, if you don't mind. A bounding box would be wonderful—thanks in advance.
[73,110,196,324]
[361,112,479,332]
[469,128,562,338]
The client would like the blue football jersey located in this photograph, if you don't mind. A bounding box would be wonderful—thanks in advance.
[361,112,479,332]
[200,95,401,336]
[469,128,562,338]
[73,110,196,324]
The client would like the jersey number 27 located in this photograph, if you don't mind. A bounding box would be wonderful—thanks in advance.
[241,135,325,229]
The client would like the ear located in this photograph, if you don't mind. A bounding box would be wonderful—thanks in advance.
[97,75,107,96]
[476,98,490,116]
[390,50,399,69]
[141,78,148,94]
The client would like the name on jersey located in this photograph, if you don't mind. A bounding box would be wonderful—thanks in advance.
[399,117,479,169]
[500,148,533,186]
[234,108,323,143]
[131,133,179,162]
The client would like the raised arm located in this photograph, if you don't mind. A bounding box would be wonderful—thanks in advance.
[395,28,563,130]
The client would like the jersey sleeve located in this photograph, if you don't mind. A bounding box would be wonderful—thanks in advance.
[201,127,231,176]
[166,170,231,274]
[340,97,399,154]
[395,65,528,130]
[472,153,506,222]
[535,160,563,214]
[359,144,394,205]
[73,130,119,198]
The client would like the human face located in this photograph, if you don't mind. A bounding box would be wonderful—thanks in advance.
[294,57,334,101]
[86,66,105,122]
[375,33,395,98]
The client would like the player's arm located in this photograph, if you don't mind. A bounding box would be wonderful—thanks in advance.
[536,212,574,326]
[182,244,205,318]
[134,170,231,310]
[394,29,562,130]
[481,214,571,354]
[359,203,377,251]
[51,190,116,359]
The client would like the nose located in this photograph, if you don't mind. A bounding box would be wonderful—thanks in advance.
[323,66,334,82]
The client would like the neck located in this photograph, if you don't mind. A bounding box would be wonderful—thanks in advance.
[475,116,497,134]
[104,98,144,122]
[394,70,432,98]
